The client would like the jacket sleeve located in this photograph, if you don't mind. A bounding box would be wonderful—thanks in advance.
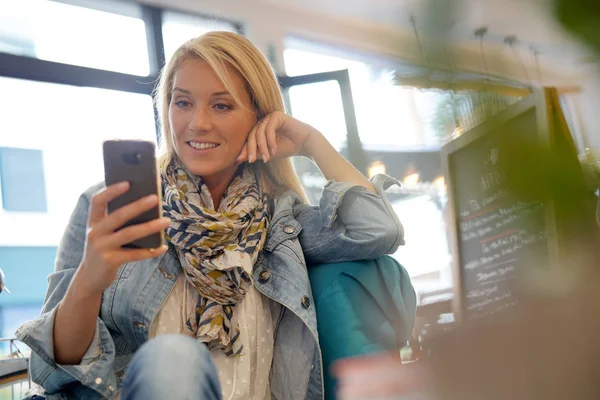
[295,174,405,265]
[16,184,118,399]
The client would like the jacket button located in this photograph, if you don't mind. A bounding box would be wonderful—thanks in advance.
[258,270,271,283]
[283,225,295,234]
[301,295,311,309]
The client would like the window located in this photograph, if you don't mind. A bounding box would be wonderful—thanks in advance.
[0,0,162,345]
[284,37,454,299]
[286,80,348,204]
[284,37,448,150]
[0,0,150,76]
[162,11,239,61]
[0,77,156,247]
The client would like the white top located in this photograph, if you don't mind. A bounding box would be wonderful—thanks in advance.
[114,275,276,400]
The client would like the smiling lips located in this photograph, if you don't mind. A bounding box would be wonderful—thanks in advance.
[188,141,220,150]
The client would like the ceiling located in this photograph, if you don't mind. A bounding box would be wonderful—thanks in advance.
[264,0,596,80]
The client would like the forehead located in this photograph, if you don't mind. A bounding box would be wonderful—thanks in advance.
[172,57,247,97]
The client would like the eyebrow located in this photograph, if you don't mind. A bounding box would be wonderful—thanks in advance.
[172,87,232,97]
[172,87,191,95]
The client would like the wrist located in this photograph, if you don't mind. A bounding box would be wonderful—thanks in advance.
[300,126,322,159]
[70,267,105,300]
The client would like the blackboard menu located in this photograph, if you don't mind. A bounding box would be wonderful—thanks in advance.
[449,109,550,320]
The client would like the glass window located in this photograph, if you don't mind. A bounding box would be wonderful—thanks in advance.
[0,77,156,247]
[162,11,238,61]
[286,80,348,204]
[284,37,454,299]
[0,0,149,75]
[284,37,447,149]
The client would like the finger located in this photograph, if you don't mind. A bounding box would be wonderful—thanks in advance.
[89,182,130,225]
[256,119,271,162]
[265,117,278,157]
[236,144,248,165]
[247,126,258,163]
[111,244,169,266]
[94,194,160,234]
[104,217,170,248]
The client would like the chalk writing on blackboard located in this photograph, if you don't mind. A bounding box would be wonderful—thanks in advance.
[448,108,550,319]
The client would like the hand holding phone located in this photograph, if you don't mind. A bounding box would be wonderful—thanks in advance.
[103,140,164,249]
[80,182,170,294]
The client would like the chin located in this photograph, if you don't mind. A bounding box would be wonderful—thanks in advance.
[180,157,237,179]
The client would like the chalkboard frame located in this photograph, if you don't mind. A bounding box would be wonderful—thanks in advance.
[441,89,559,322]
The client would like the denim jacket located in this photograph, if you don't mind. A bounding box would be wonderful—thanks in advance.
[16,174,404,400]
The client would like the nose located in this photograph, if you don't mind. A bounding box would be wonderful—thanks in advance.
[190,106,213,132]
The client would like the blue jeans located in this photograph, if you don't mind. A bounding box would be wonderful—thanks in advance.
[121,334,222,400]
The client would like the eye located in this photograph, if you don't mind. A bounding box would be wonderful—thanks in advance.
[174,100,191,108]
[214,103,232,111]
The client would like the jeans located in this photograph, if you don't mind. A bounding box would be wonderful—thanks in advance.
[121,334,222,400]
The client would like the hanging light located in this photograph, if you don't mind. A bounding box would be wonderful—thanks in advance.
[368,160,386,178]
[403,164,420,186]
[403,173,420,186]
[433,175,446,188]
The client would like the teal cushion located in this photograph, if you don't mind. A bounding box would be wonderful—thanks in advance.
[309,256,416,399]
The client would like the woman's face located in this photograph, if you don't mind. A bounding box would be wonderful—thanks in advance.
[169,58,256,184]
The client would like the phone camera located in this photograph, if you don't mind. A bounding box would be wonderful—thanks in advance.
[122,152,143,165]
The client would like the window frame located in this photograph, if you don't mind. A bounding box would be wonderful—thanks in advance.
[0,2,243,142]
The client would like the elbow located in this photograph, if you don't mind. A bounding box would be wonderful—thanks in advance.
[349,221,404,260]
[378,218,405,255]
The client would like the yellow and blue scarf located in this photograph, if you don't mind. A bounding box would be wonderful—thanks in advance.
[162,158,271,357]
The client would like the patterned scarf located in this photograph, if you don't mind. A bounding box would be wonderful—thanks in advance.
[161,158,271,357]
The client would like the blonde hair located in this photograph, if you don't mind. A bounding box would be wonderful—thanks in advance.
[155,31,307,202]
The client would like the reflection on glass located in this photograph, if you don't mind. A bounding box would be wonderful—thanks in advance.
[0,0,149,75]
[162,11,238,61]
[0,77,156,246]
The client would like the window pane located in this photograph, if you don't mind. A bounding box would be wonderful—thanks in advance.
[286,81,348,204]
[0,77,156,247]
[162,11,238,61]
[0,0,149,75]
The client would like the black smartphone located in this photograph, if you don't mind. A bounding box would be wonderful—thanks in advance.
[103,140,163,249]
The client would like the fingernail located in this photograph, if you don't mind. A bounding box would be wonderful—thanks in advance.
[161,217,170,225]
[118,181,129,189]
[270,147,276,156]
[248,154,254,163]
[262,153,268,162]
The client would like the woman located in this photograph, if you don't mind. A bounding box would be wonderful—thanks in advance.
[17,32,404,400]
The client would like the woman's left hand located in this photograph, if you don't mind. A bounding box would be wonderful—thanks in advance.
[237,112,313,164]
